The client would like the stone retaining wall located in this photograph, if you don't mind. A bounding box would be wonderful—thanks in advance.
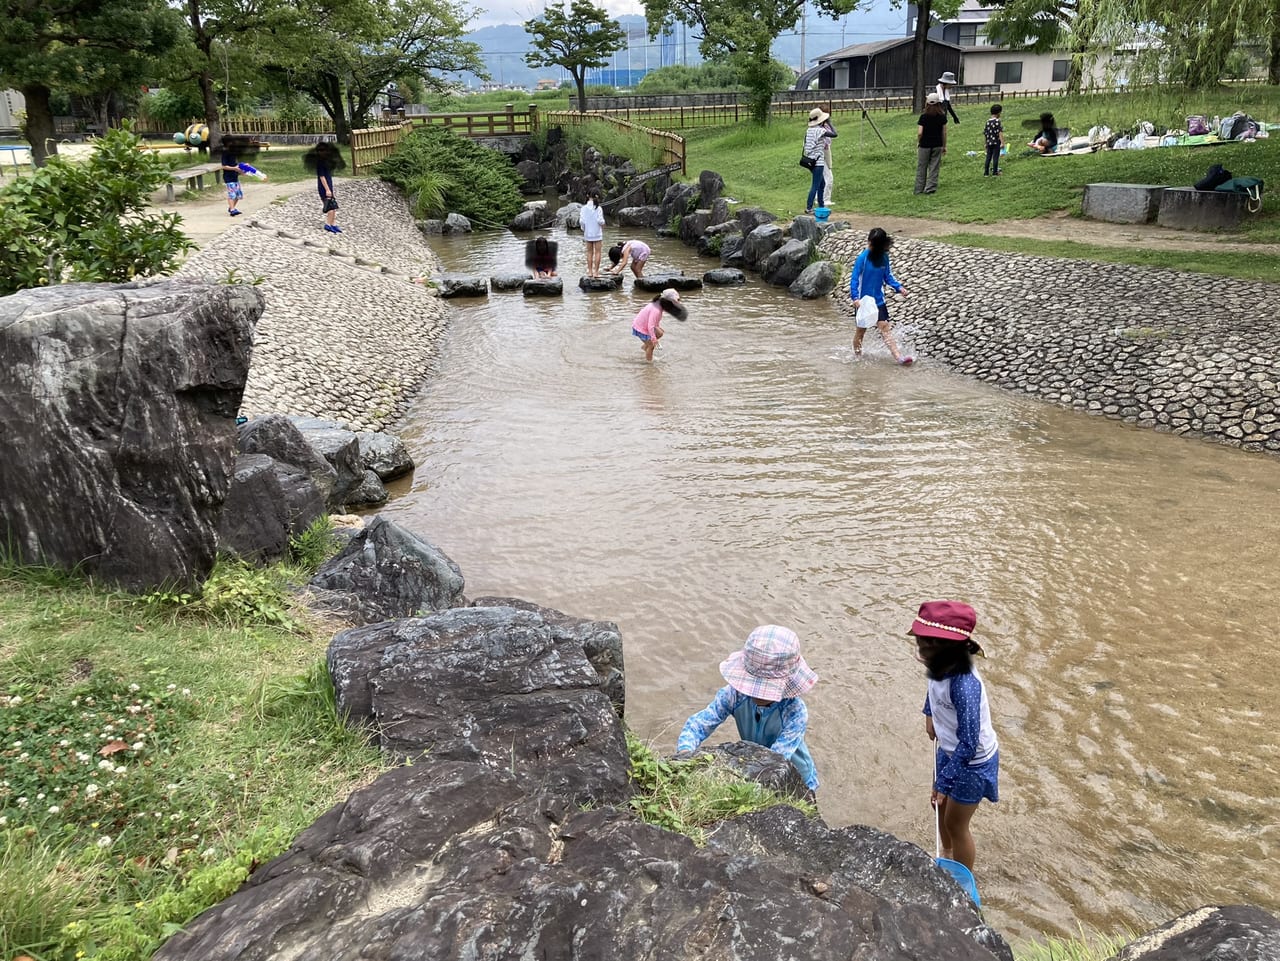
[822,231,1280,455]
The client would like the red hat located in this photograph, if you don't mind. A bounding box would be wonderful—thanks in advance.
[909,601,983,653]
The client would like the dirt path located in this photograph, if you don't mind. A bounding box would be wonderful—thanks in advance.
[827,206,1280,255]
[154,179,315,249]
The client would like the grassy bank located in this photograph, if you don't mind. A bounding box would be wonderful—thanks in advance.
[0,529,383,960]
[682,87,1280,258]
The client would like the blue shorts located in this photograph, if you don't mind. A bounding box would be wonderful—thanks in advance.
[936,748,999,805]
[632,328,652,342]
[226,182,243,201]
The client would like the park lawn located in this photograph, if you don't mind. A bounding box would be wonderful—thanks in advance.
[682,87,1280,248]
[0,553,383,961]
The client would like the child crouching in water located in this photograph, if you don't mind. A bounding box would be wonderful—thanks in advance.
[631,288,686,362]
[676,625,819,793]
[910,600,999,872]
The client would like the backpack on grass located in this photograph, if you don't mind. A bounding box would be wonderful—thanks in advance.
[1194,164,1232,191]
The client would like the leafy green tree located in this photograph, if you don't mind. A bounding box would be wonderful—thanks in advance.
[266,0,485,144]
[636,59,793,93]
[525,0,627,113]
[0,0,181,165]
[642,0,859,122]
[0,126,193,295]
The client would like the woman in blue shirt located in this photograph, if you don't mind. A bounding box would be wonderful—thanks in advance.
[850,227,913,365]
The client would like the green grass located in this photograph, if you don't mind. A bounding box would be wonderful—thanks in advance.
[932,232,1280,281]
[1012,926,1136,961]
[0,532,383,960]
[683,87,1280,249]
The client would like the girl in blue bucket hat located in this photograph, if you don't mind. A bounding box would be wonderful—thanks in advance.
[910,600,999,872]
[676,625,819,792]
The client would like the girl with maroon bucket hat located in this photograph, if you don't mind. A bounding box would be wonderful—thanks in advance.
[675,625,819,792]
[909,600,999,872]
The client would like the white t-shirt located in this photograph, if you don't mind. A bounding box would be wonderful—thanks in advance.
[582,202,605,242]
[936,82,953,103]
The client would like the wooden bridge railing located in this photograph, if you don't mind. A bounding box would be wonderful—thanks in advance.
[350,120,413,172]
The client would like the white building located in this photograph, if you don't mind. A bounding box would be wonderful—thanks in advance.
[1,89,26,135]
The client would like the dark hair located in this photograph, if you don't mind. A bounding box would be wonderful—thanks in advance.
[1040,112,1056,129]
[990,103,1002,115]
[915,636,977,681]
[534,236,549,254]
[588,190,602,204]
[867,227,892,267]
[652,292,688,321]
[924,101,944,117]
[608,242,624,265]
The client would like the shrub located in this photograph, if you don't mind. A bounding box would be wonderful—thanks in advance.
[0,124,193,295]
[377,125,525,226]
[558,119,665,170]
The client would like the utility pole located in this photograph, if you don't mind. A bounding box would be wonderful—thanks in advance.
[800,0,807,74]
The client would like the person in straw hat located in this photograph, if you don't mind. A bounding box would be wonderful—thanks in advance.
[802,107,836,213]
[676,625,820,792]
[909,600,1000,872]
[935,70,961,124]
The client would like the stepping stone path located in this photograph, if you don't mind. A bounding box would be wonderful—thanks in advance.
[523,278,564,296]
[703,268,746,285]
[578,275,625,292]
[491,272,530,291]
[438,276,488,298]
[636,272,703,293]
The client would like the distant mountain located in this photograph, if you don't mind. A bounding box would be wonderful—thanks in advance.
[449,11,903,92]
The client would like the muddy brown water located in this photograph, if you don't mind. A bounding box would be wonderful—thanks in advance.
[383,225,1280,943]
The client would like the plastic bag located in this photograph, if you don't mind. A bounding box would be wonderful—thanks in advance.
[855,296,880,329]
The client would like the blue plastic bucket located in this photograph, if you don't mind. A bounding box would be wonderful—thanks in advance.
[937,856,981,906]
[813,206,831,222]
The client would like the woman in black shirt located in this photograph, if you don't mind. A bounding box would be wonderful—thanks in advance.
[915,94,948,195]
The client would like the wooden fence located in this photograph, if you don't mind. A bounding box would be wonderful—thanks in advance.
[539,109,686,175]
[353,105,687,177]
[350,121,413,172]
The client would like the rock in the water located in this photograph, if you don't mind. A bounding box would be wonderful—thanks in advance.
[442,213,472,234]
[0,280,259,591]
[579,274,624,292]
[490,272,530,291]
[554,202,582,229]
[616,206,664,227]
[694,741,809,799]
[523,277,564,296]
[761,238,812,287]
[437,276,488,298]
[1111,905,1280,961]
[288,418,364,510]
[354,430,414,482]
[704,268,746,285]
[343,469,389,509]
[509,208,547,231]
[790,260,837,299]
[635,272,703,293]
[720,234,747,268]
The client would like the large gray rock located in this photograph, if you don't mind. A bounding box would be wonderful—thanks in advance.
[490,272,530,291]
[790,260,838,299]
[616,205,664,227]
[508,208,544,231]
[442,213,472,234]
[515,159,543,191]
[554,202,582,229]
[343,469,389,509]
[698,169,724,208]
[579,274,625,292]
[737,206,778,236]
[523,277,564,296]
[704,267,746,285]
[742,223,785,271]
[307,515,465,624]
[720,234,747,268]
[0,281,259,591]
[1111,905,1280,960]
[238,414,338,505]
[288,418,364,510]
[437,276,488,298]
[155,762,1011,961]
[661,182,700,220]
[471,595,625,717]
[695,740,809,799]
[216,453,295,562]
[762,238,813,287]
[635,272,703,293]
[710,197,730,226]
[354,431,414,482]
[791,214,822,244]
[678,209,711,247]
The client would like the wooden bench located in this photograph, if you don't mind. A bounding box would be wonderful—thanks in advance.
[166,162,224,202]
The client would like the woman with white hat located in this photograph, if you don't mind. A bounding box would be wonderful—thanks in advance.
[936,70,961,125]
[802,107,836,213]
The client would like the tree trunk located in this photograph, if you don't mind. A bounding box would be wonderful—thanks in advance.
[912,0,932,112]
[574,71,587,113]
[22,84,57,166]
[188,0,222,150]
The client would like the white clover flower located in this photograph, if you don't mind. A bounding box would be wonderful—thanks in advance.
[182,688,191,696]
[36,792,45,801]
[126,705,141,715]
[85,784,100,796]
[11,740,21,748]
[128,683,140,692]
[166,684,176,691]
[48,805,60,814]
[131,742,144,751]
[96,835,112,848]
[16,797,28,807]
[169,813,181,821]
[59,739,70,747]
[98,760,113,770]
[18,752,29,761]
[202,847,217,859]
[77,752,90,763]
[0,816,7,827]
[113,765,126,775]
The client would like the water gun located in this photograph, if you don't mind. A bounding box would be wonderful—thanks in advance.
[237,162,268,181]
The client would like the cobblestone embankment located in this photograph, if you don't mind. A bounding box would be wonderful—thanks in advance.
[822,230,1280,455]
[177,179,446,431]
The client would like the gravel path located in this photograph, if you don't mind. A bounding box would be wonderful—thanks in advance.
[177,179,447,431]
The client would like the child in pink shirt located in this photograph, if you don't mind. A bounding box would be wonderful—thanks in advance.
[631,288,686,361]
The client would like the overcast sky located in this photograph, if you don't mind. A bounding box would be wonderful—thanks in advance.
[470,0,912,42]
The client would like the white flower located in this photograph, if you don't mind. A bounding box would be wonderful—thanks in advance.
[18,752,28,761]
[17,796,29,807]
[113,765,126,775]
[181,688,191,696]
[85,784,99,797]
[131,741,143,751]
[0,816,7,826]
[169,813,181,821]
[59,739,70,747]
[96,835,112,848]
[48,805,60,814]
[11,740,21,748]
[98,760,113,770]
[8,695,21,705]
[36,792,45,801]
[126,705,141,715]
[128,683,140,692]
[77,752,90,763]
[201,847,217,859]
[166,684,176,691]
